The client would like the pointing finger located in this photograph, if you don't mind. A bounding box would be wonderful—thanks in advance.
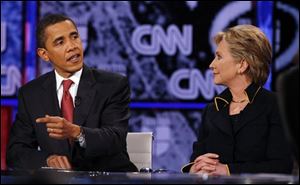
[36,116,63,123]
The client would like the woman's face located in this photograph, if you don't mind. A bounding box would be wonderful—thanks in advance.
[209,39,241,86]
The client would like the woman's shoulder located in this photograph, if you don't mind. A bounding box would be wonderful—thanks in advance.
[257,87,277,102]
[203,102,218,114]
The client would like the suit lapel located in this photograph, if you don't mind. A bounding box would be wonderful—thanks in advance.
[234,85,263,135]
[41,71,70,155]
[41,72,61,117]
[213,83,263,136]
[211,105,232,136]
[234,101,265,135]
[73,66,96,126]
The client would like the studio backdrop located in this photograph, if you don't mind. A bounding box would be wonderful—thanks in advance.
[1,1,298,171]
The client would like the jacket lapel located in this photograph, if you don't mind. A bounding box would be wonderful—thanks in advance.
[41,71,70,155]
[213,83,263,136]
[234,99,265,135]
[234,85,263,135]
[73,66,96,126]
[211,105,232,136]
[41,72,61,117]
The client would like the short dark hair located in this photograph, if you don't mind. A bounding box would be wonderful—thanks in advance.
[36,14,78,48]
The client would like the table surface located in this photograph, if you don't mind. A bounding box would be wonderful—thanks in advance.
[1,170,299,184]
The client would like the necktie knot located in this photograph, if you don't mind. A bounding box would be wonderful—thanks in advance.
[62,79,73,91]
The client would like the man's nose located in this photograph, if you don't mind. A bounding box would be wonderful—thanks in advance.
[66,41,76,52]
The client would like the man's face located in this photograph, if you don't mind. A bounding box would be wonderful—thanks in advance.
[38,20,84,78]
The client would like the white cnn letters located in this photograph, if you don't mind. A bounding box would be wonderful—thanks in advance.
[131,25,192,56]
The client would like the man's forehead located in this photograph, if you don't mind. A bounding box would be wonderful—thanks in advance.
[45,20,77,39]
[46,20,76,32]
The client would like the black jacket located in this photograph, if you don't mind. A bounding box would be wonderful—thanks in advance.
[182,83,293,174]
[7,65,137,172]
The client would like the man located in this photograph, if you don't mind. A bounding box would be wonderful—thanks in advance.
[7,14,137,172]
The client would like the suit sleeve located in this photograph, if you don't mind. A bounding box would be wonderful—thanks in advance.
[6,88,49,169]
[190,106,209,162]
[83,76,130,157]
[228,98,293,174]
[182,105,210,172]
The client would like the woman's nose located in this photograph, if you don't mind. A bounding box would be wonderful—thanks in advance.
[209,59,215,70]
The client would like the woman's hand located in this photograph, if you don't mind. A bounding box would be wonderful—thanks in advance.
[189,153,230,176]
[189,153,219,173]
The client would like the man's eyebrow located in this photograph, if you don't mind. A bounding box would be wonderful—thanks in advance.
[70,31,78,36]
[53,36,63,44]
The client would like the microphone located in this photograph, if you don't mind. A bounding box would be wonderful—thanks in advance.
[75,96,81,107]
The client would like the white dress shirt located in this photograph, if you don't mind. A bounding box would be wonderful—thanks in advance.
[55,68,82,108]
[54,68,86,148]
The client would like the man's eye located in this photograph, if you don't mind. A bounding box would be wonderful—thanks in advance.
[55,41,63,45]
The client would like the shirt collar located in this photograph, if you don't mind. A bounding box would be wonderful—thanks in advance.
[55,68,83,91]
[214,83,262,111]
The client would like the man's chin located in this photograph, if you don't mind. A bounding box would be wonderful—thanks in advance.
[66,62,83,72]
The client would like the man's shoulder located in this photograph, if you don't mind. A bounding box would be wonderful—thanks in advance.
[88,67,128,84]
[19,71,53,93]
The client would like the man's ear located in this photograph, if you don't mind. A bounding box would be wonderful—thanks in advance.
[37,48,50,62]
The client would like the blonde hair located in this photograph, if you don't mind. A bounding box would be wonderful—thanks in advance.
[214,25,272,85]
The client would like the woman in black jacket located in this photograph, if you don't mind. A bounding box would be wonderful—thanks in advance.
[182,25,293,175]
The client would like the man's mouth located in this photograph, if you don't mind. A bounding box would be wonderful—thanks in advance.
[67,54,80,62]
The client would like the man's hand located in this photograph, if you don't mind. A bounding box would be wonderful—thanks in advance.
[36,115,80,140]
[46,155,72,169]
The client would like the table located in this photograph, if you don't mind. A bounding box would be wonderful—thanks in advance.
[1,170,298,184]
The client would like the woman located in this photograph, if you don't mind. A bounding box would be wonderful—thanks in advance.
[182,25,293,175]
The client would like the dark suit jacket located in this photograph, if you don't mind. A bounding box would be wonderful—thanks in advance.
[276,66,299,163]
[7,65,138,172]
[182,83,293,174]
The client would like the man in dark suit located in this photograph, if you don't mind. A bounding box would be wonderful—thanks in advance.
[6,14,137,172]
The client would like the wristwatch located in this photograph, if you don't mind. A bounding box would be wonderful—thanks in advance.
[76,126,85,143]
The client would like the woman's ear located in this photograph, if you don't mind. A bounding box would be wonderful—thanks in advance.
[239,59,249,73]
[37,48,50,62]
